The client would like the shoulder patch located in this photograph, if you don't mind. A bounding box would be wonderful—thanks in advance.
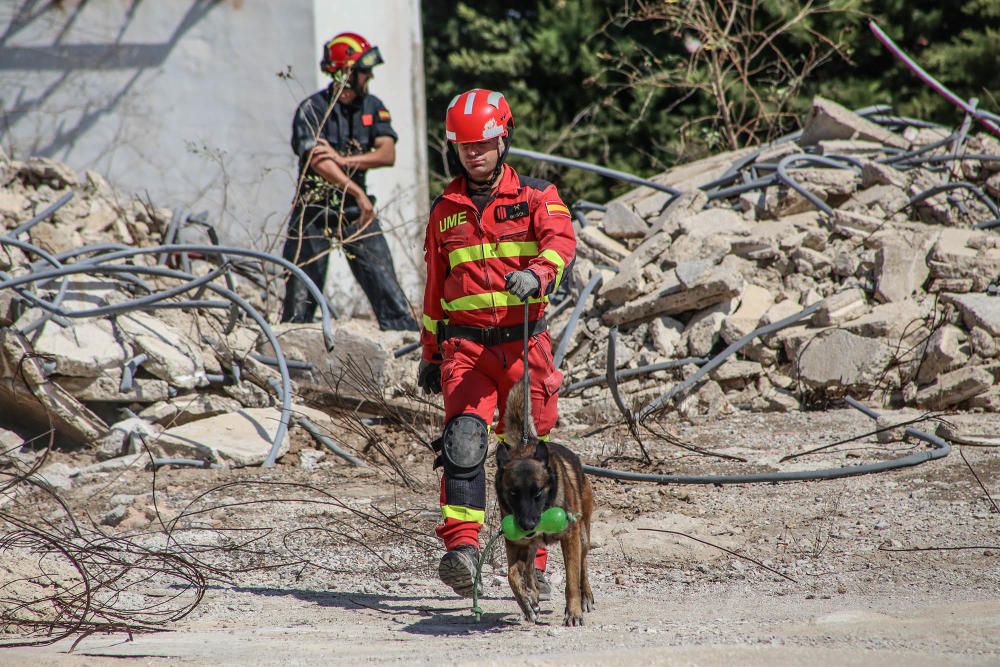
[378,109,391,121]
[517,174,554,192]
[545,202,571,217]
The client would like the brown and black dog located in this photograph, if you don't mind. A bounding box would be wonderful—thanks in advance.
[494,377,594,626]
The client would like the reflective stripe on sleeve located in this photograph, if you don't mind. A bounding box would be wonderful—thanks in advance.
[422,313,439,334]
[539,248,566,291]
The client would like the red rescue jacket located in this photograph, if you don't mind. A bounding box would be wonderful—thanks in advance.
[421,165,576,362]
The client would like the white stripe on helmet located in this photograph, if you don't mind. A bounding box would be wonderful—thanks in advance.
[487,91,504,108]
[463,90,477,115]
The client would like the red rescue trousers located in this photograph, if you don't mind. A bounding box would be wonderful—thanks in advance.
[436,331,563,572]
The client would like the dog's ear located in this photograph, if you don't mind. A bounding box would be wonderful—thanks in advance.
[533,440,549,465]
[495,441,512,467]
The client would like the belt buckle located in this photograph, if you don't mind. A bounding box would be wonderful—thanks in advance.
[482,327,501,346]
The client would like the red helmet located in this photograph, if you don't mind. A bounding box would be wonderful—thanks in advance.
[321,32,384,74]
[445,89,514,143]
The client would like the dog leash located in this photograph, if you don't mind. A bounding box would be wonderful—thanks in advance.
[521,299,530,447]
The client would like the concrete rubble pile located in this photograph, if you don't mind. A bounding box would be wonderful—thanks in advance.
[0,147,415,476]
[552,97,1000,422]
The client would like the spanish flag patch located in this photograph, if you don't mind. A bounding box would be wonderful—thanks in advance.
[378,109,391,121]
[545,202,571,217]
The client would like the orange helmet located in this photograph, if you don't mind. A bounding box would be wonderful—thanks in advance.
[321,32,384,74]
[445,89,514,143]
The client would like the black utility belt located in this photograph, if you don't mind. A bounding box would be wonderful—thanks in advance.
[438,318,547,346]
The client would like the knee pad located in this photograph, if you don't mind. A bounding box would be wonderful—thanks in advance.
[441,414,489,479]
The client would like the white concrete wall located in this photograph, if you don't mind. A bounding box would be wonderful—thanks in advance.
[0,0,427,319]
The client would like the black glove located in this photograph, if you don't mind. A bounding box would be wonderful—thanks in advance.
[417,359,442,394]
[504,270,540,300]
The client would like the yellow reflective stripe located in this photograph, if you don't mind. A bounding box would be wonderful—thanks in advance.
[539,249,566,291]
[496,433,549,443]
[332,35,363,52]
[448,241,539,269]
[422,313,439,334]
[441,291,547,312]
[441,505,486,524]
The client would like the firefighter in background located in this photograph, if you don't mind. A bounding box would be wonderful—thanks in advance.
[417,89,576,598]
[283,31,417,330]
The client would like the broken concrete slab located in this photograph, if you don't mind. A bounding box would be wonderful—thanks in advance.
[647,315,684,358]
[915,366,993,410]
[678,208,749,238]
[155,407,292,467]
[139,393,245,427]
[796,329,895,391]
[842,299,928,340]
[873,233,933,303]
[578,225,630,262]
[799,96,910,149]
[601,267,744,327]
[0,329,107,446]
[916,324,970,385]
[683,301,733,357]
[116,311,207,389]
[811,288,869,327]
[20,314,130,377]
[942,293,1000,337]
[55,372,170,403]
[720,284,774,344]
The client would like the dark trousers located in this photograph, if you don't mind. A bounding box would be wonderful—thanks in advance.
[281,206,417,330]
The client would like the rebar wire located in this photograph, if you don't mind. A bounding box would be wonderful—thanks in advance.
[869,20,1000,137]
[774,154,863,216]
[582,426,949,485]
[9,191,75,237]
[907,181,1000,220]
[74,244,336,351]
[552,272,603,369]
[294,416,366,467]
[638,301,823,422]
[0,262,294,468]
[509,147,683,197]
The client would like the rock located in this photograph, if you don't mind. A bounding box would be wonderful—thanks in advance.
[916,325,970,385]
[709,360,763,383]
[720,284,774,344]
[102,505,129,527]
[684,301,733,357]
[601,202,648,239]
[601,266,744,327]
[33,462,74,492]
[969,326,998,358]
[156,407,293,467]
[578,225,629,262]
[139,393,245,426]
[942,293,1000,336]
[842,300,927,340]
[678,208,749,237]
[94,417,162,461]
[861,160,909,189]
[929,229,1000,291]
[817,139,886,156]
[872,233,933,303]
[266,321,405,403]
[676,380,732,418]
[644,189,708,238]
[18,157,79,189]
[875,414,908,443]
[799,96,910,149]
[811,288,869,327]
[662,233,731,267]
[757,387,800,412]
[773,167,859,218]
[647,315,684,358]
[299,448,326,470]
[796,329,894,391]
[915,366,993,409]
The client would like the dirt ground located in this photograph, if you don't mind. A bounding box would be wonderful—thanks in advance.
[2,407,999,665]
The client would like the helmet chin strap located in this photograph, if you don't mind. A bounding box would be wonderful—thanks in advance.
[462,133,513,191]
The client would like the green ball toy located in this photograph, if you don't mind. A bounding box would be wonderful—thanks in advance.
[501,507,569,541]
